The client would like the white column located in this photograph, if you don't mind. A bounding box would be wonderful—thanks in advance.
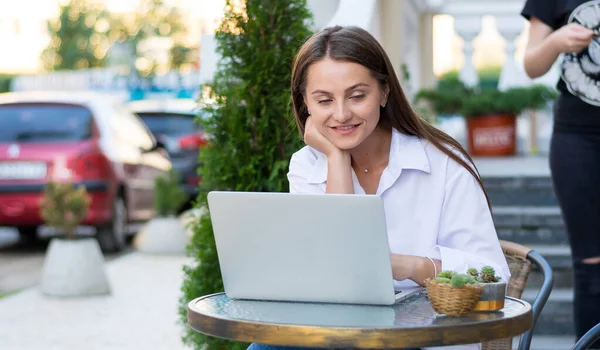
[496,15,531,90]
[453,15,482,87]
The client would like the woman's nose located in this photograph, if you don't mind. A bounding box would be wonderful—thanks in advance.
[332,101,352,123]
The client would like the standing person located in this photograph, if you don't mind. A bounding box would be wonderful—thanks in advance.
[521,0,600,346]
[247,25,510,350]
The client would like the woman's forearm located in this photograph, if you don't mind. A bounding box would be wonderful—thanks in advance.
[411,257,441,286]
[325,151,353,194]
[524,32,562,79]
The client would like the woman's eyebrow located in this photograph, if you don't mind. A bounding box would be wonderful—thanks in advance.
[311,82,370,95]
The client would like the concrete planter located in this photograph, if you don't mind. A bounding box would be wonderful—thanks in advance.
[473,281,507,311]
[134,217,188,255]
[40,238,111,297]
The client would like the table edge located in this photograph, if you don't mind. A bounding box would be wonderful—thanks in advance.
[187,293,533,348]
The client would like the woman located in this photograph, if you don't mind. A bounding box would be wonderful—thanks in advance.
[248,25,509,350]
[521,0,600,347]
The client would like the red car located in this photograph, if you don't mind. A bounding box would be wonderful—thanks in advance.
[0,91,172,252]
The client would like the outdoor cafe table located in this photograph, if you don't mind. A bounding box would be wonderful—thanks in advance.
[187,292,533,349]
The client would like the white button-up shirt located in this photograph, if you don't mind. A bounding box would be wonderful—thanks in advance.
[287,128,510,291]
[287,130,510,350]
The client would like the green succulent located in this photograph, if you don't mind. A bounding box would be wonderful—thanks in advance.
[438,270,456,279]
[467,268,478,277]
[480,265,500,283]
[450,274,475,288]
[435,277,451,284]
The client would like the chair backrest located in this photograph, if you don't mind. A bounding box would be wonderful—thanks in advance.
[572,323,600,350]
[482,240,553,350]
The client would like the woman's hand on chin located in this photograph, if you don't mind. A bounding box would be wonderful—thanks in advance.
[304,116,345,158]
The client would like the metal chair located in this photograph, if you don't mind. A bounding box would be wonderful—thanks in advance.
[482,240,554,350]
[572,323,600,350]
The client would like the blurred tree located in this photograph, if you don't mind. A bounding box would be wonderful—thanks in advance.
[41,0,112,71]
[0,75,12,93]
[109,0,190,76]
[169,43,194,71]
[177,0,313,349]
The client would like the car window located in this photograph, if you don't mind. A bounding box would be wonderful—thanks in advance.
[113,107,154,149]
[0,103,92,143]
[137,112,204,137]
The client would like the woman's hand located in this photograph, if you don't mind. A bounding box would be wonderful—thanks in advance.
[551,23,595,54]
[304,116,343,157]
[390,254,440,286]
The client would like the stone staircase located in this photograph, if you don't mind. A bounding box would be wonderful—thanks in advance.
[474,157,576,349]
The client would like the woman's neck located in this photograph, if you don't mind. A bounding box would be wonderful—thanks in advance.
[349,128,392,174]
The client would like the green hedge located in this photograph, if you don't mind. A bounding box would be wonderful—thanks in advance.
[178,1,313,349]
[0,75,13,93]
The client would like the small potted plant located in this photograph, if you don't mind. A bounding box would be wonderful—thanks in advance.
[425,271,484,316]
[415,78,557,157]
[134,170,189,255]
[39,181,111,297]
[468,266,507,311]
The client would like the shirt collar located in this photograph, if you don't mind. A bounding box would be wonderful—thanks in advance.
[307,129,431,184]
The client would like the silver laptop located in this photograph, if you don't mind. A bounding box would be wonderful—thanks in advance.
[207,191,422,306]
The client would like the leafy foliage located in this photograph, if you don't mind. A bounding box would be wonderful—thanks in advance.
[415,76,558,118]
[41,0,112,70]
[108,0,189,75]
[178,1,313,349]
[0,75,12,93]
[40,182,91,239]
[154,170,187,217]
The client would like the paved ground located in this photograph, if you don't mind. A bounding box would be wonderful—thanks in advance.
[0,252,192,350]
[0,228,47,295]
[0,227,131,295]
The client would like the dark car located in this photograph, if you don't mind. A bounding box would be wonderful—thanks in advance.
[0,91,172,252]
[128,98,207,209]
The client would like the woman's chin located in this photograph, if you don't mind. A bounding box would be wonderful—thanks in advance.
[330,139,362,151]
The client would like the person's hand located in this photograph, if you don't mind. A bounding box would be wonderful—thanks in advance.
[390,254,422,281]
[304,116,343,157]
[551,23,595,54]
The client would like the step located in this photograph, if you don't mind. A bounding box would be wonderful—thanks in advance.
[496,228,568,246]
[493,207,564,229]
[483,177,558,207]
[521,288,574,335]
[527,268,573,290]
[528,245,572,270]
[512,335,576,350]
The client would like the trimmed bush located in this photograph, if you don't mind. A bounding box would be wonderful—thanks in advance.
[178,1,313,349]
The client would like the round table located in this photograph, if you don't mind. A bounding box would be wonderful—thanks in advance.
[188,292,533,349]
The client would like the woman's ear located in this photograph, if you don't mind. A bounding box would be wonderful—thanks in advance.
[303,96,310,115]
[380,84,390,107]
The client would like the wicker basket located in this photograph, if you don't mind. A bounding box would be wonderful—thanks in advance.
[425,278,484,316]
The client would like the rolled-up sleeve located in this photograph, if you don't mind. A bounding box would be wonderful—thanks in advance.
[428,159,510,283]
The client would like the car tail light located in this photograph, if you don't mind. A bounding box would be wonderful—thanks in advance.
[178,134,207,150]
[68,151,112,179]
[186,175,201,185]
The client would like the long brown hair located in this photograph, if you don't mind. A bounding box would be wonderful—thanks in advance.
[290,25,491,210]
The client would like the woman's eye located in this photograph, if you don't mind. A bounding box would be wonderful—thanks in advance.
[317,99,332,104]
[350,94,365,100]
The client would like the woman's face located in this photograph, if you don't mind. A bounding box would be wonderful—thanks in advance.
[304,57,387,151]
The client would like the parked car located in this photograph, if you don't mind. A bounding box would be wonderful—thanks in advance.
[127,98,207,209]
[0,91,172,252]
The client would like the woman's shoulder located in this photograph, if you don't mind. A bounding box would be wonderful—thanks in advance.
[290,145,321,164]
[412,134,477,180]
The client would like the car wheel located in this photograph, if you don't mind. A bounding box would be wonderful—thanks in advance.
[96,196,128,253]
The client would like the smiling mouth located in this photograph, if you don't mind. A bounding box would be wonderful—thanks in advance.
[331,124,360,130]
[330,124,361,135]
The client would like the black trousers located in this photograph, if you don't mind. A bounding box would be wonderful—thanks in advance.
[550,93,600,348]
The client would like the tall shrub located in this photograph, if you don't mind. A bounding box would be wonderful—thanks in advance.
[178,1,313,349]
